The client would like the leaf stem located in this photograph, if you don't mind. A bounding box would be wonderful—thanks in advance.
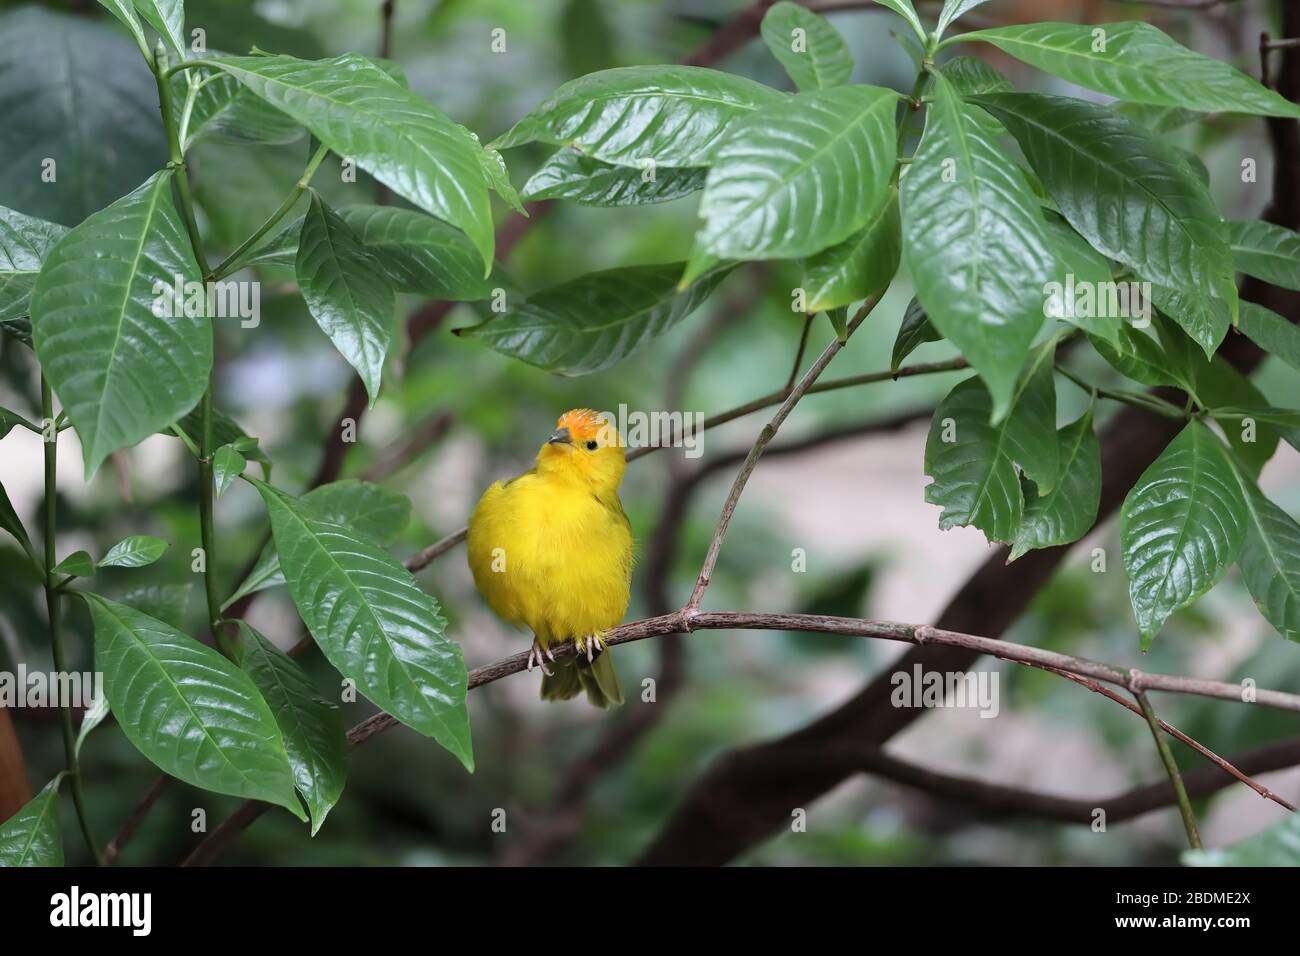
[1054,364,1188,419]
[1134,685,1203,849]
[206,142,331,281]
[41,376,103,865]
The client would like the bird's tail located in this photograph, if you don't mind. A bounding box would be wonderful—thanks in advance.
[540,646,624,709]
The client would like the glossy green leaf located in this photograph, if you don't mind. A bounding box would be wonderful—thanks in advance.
[1237,301,1300,373]
[456,262,728,376]
[0,407,33,440]
[99,534,168,568]
[761,2,853,91]
[172,404,270,466]
[1226,220,1300,291]
[250,480,471,769]
[31,170,211,477]
[960,21,1300,117]
[1120,421,1247,646]
[182,69,303,149]
[200,53,494,270]
[1190,355,1279,476]
[890,297,940,373]
[1041,213,1124,348]
[234,623,347,834]
[0,205,68,325]
[472,138,526,215]
[339,205,497,300]
[869,0,926,42]
[296,193,395,405]
[1089,325,1186,390]
[1010,407,1101,560]
[1113,102,1199,135]
[937,56,1013,97]
[492,65,783,168]
[224,479,411,608]
[521,150,706,207]
[903,75,1055,420]
[1228,461,1300,644]
[803,185,900,312]
[0,8,166,226]
[687,85,899,279]
[1149,284,1231,360]
[1185,812,1300,866]
[132,0,185,58]
[119,582,192,629]
[972,93,1238,342]
[85,593,303,813]
[0,480,38,568]
[923,361,1057,544]
[74,692,110,760]
[0,777,63,867]
[212,445,245,498]
[936,0,991,38]
[53,551,95,578]
[825,306,848,342]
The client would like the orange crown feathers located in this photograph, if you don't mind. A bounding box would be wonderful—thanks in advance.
[557,408,620,445]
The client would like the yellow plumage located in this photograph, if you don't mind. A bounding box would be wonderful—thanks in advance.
[466,409,632,707]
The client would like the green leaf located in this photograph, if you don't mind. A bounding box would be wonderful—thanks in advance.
[0,407,33,440]
[53,551,95,578]
[473,139,526,215]
[936,56,1013,97]
[250,480,472,769]
[521,150,706,207]
[0,777,63,867]
[212,445,245,498]
[1210,405,1300,432]
[1227,463,1300,644]
[456,262,729,376]
[31,170,211,477]
[686,85,899,278]
[100,534,169,569]
[74,692,110,760]
[1149,284,1231,360]
[869,0,926,43]
[1119,421,1247,646]
[761,1,853,91]
[1185,812,1300,866]
[971,92,1238,342]
[1041,213,1124,349]
[0,205,68,325]
[802,186,900,312]
[491,65,784,168]
[1190,356,1279,476]
[224,479,410,608]
[1009,407,1101,560]
[119,582,192,629]
[172,404,270,466]
[890,297,940,373]
[0,481,38,569]
[200,53,494,271]
[132,0,185,58]
[338,205,497,300]
[825,306,849,343]
[296,193,395,405]
[1089,324,1186,390]
[936,0,991,38]
[182,68,303,149]
[1226,220,1300,291]
[924,352,1058,543]
[1113,101,1199,135]
[902,75,1055,421]
[1237,301,1300,373]
[84,593,303,814]
[0,8,167,226]
[960,21,1300,117]
[234,623,347,834]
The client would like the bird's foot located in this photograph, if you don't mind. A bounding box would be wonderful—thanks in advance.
[527,639,554,676]
[574,632,607,663]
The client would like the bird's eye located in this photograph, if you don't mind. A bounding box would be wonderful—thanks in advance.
[585,440,598,451]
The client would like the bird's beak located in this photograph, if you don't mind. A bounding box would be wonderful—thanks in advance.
[546,427,572,445]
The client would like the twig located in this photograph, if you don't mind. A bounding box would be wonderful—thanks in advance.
[786,313,815,392]
[183,608,1300,865]
[102,776,171,866]
[685,292,884,612]
[1134,684,1202,848]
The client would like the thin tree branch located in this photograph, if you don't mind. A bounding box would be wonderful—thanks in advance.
[1134,684,1203,848]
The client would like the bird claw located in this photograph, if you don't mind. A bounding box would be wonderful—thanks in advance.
[527,639,553,676]
[574,633,606,663]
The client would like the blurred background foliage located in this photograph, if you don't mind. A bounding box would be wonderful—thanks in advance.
[0,0,1297,866]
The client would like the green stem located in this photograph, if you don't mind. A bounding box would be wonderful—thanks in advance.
[41,377,103,865]
[1135,687,1202,849]
[153,45,224,644]
[1054,365,1188,419]
[207,142,330,281]
[892,65,932,186]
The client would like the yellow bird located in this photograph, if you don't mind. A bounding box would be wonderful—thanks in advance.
[467,409,631,707]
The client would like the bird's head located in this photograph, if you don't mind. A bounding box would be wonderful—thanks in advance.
[535,408,626,492]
